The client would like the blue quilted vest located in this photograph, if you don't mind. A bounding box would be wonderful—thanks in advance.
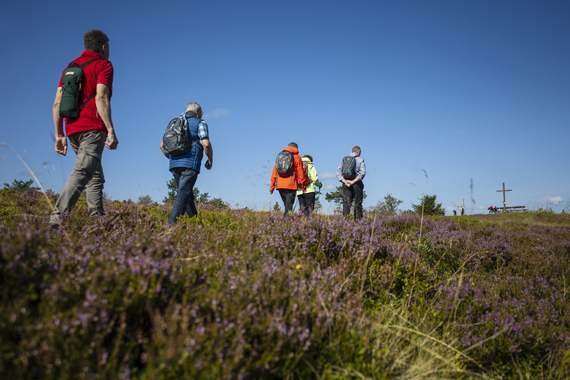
[169,114,204,173]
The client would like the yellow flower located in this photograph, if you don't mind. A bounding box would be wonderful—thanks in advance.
[296,264,302,269]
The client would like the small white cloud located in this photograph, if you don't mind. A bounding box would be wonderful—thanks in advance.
[203,108,230,118]
[319,172,337,180]
[538,196,565,205]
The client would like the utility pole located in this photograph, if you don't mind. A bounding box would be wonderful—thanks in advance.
[496,182,512,213]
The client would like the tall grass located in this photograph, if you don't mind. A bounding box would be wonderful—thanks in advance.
[2,188,570,379]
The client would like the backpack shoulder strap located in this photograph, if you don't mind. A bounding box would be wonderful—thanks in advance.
[79,58,100,69]
[181,113,201,145]
[76,58,102,111]
[67,57,99,69]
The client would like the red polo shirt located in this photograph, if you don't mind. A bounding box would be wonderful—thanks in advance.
[58,50,114,136]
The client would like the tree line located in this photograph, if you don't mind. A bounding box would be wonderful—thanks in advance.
[323,184,445,216]
[3,179,446,215]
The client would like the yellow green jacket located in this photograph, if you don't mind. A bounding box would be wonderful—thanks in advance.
[297,157,322,195]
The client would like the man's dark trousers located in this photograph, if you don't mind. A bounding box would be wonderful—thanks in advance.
[169,168,199,223]
[342,181,364,219]
[278,189,296,216]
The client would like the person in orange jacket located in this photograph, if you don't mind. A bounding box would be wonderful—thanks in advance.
[270,142,307,216]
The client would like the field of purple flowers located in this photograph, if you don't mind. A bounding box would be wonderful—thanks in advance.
[2,188,570,379]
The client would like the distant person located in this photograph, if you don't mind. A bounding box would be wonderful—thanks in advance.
[270,143,307,216]
[453,209,457,216]
[160,102,213,223]
[460,206,465,216]
[337,146,366,219]
[50,29,118,228]
[297,155,322,215]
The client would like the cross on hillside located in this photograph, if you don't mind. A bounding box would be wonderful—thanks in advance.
[496,182,512,213]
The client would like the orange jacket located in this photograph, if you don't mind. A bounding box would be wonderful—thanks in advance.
[270,147,307,192]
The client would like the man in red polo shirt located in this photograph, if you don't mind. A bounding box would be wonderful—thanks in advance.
[50,29,119,228]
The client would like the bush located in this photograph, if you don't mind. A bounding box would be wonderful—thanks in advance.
[2,190,570,378]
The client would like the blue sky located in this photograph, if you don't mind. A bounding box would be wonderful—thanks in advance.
[1,0,569,214]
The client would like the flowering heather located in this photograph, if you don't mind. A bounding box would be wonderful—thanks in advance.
[2,188,570,379]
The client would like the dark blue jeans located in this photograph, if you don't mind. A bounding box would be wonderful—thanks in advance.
[168,168,199,223]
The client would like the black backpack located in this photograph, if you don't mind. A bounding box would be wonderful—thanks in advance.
[275,150,294,176]
[341,156,357,179]
[59,58,99,118]
[162,114,200,156]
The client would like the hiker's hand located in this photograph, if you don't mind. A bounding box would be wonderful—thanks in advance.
[205,159,212,170]
[55,136,67,156]
[270,190,273,195]
[105,132,118,150]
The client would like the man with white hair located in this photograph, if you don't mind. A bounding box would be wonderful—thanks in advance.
[160,102,213,223]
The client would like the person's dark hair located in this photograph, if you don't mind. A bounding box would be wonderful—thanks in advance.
[352,146,361,154]
[288,142,298,149]
[84,30,109,52]
[302,155,313,162]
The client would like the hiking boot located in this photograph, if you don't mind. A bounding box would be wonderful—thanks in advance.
[49,212,61,229]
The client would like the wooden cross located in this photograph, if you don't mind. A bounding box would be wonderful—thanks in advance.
[496,182,512,213]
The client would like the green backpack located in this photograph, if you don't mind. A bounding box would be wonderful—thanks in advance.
[59,58,99,118]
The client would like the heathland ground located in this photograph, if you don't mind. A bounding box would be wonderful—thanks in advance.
[2,187,570,379]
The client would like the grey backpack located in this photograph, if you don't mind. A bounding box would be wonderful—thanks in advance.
[162,114,199,156]
[275,150,294,176]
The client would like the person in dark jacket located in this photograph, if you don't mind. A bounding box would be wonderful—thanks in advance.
[160,102,213,223]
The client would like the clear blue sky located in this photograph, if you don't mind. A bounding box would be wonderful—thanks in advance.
[1,0,569,214]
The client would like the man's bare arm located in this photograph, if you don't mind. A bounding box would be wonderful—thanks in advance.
[202,138,213,170]
[53,87,67,155]
[95,83,118,150]
[159,140,170,158]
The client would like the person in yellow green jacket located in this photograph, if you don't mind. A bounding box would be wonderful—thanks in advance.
[297,155,322,215]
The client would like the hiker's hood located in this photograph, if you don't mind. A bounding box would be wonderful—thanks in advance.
[302,157,313,164]
[283,147,299,155]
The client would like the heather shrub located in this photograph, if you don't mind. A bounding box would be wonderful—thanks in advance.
[0,188,57,223]
[3,189,570,379]
[0,192,367,379]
